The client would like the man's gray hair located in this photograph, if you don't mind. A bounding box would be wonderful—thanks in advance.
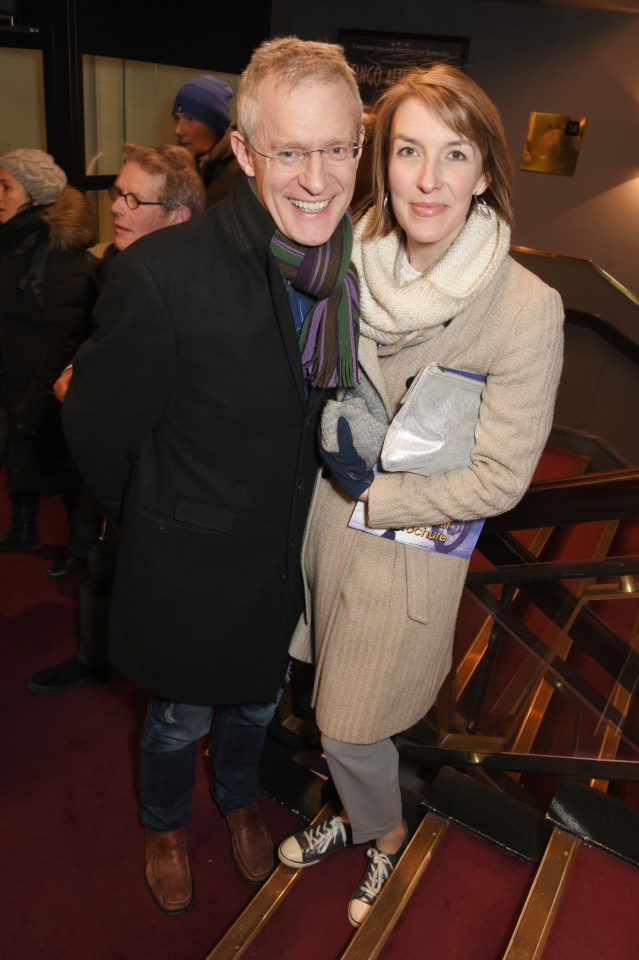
[237,36,362,143]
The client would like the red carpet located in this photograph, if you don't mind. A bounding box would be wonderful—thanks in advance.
[4,457,639,959]
[378,825,535,960]
[0,481,303,959]
[543,843,639,960]
[242,843,372,959]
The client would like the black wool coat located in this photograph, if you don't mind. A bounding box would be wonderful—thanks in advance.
[63,175,329,705]
[0,191,96,493]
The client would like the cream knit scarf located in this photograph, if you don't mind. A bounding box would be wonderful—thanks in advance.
[352,205,511,347]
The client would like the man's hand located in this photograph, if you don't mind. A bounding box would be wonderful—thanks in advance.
[53,366,73,403]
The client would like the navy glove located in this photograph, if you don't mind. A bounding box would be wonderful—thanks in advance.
[321,416,374,501]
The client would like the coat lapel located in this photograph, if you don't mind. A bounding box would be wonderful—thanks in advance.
[357,337,394,419]
[266,257,307,409]
[228,175,320,411]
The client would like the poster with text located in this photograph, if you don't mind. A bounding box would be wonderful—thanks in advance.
[338,28,470,106]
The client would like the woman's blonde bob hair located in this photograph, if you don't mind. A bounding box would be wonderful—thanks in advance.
[363,63,514,241]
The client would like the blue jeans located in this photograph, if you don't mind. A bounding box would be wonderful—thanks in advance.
[139,697,279,831]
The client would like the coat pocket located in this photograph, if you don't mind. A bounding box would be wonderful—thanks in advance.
[140,500,235,533]
[174,499,235,532]
[405,550,430,625]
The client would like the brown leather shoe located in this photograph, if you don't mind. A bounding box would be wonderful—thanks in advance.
[226,804,274,884]
[144,827,193,915]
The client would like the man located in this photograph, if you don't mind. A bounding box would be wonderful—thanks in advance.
[173,74,238,205]
[25,144,205,694]
[63,36,363,916]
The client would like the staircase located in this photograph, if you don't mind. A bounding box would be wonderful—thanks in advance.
[202,766,639,960]
[3,435,638,960]
[200,441,639,960]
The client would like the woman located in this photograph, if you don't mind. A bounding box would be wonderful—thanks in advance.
[0,149,96,552]
[278,64,564,926]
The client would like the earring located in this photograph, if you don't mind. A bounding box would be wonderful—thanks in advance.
[382,192,391,222]
[474,193,491,219]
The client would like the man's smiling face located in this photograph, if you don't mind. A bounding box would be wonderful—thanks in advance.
[233,77,362,247]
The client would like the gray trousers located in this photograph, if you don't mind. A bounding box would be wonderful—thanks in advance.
[321,734,403,844]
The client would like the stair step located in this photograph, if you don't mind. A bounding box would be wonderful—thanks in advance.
[501,778,639,960]
[207,799,435,960]
[425,766,550,863]
[532,445,588,482]
[501,826,639,960]
[375,822,535,960]
[338,812,448,960]
[502,828,580,960]
[204,804,343,960]
[549,779,639,867]
[539,842,639,960]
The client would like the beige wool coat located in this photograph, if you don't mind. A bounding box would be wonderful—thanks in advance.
[290,217,564,745]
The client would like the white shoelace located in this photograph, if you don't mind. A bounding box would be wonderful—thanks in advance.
[358,848,393,899]
[303,817,346,854]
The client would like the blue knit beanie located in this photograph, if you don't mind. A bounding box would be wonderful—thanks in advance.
[172,75,233,136]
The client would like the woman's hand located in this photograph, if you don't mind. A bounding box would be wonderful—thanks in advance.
[321,416,374,501]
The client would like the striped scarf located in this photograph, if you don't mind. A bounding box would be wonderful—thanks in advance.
[250,178,360,388]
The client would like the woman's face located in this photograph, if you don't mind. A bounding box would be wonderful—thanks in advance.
[0,167,31,224]
[387,97,488,273]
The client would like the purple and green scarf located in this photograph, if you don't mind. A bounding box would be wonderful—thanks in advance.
[250,177,360,388]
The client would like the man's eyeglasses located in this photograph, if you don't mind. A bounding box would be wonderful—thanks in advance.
[109,185,166,210]
[247,140,360,171]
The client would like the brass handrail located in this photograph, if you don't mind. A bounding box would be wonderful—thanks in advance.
[484,468,639,532]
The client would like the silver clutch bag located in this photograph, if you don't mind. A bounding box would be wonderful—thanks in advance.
[381,364,486,477]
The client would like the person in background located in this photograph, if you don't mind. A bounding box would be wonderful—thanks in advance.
[351,107,376,212]
[25,144,205,695]
[0,149,96,556]
[278,63,564,927]
[62,37,363,916]
[173,73,239,206]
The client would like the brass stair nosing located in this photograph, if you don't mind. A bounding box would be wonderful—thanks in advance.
[338,813,449,960]
[500,828,581,960]
[202,803,335,960]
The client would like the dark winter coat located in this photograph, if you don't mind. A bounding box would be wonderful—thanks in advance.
[200,130,239,207]
[62,175,328,705]
[0,189,97,493]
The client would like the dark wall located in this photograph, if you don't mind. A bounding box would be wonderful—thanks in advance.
[76,1,271,74]
[270,0,639,301]
[3,1,272,185]
[8,1,271,72]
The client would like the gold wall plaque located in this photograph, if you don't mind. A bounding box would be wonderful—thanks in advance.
[521,112,586,176]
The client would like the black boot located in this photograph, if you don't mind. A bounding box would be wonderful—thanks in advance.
[0,493,40,551]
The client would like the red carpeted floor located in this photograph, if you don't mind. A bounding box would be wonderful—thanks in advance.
[0,481,304,960]
[378,825,536,960]
[243,842,375,959]
[4,462,639,960]
[542,843,639,960]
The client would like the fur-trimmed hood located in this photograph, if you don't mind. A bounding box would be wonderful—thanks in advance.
[41,186,96,251]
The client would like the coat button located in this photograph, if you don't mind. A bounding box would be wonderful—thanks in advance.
[289,539,297,551]
[297,481,304,495]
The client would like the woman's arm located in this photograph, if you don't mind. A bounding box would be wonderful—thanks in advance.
[366,286,564,530]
